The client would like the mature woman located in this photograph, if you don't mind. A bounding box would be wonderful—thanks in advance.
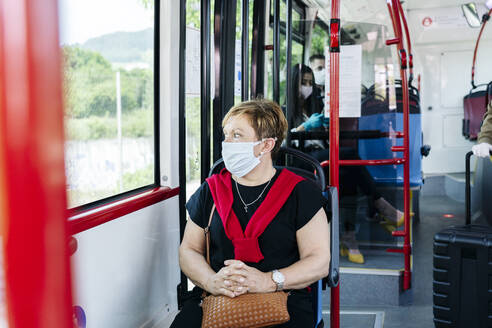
[171,99,331,327]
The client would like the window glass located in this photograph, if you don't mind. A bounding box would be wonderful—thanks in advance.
[234,0,255,105]
[59,0,156,208]
[292,8,302,33]
[279,29,303,105]
[310,21,328,58]
[265,1,304,105]
[185,0,202,200]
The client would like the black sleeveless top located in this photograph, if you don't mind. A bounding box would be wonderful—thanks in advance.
[186,169,330,273]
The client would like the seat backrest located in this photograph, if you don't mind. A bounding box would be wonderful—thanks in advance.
[208,147,339,288]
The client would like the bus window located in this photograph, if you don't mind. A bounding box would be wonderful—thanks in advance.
[265,0,304,104]
[184,0,203,199]
[59,0,157,208]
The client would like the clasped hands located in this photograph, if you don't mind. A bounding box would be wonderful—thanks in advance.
[205,260,274,298]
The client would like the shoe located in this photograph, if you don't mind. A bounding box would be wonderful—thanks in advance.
[340,244,365,264]
[374,198,404,226]
[381,210,404,227]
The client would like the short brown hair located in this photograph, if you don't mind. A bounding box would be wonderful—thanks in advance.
[222,99,287,156]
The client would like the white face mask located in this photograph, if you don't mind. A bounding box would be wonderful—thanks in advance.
[300,85,313,99]
[221,140,264,177]
[313,68,325,86]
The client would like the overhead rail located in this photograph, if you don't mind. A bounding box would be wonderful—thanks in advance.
[396,0,413,85]
[471,7,492,89]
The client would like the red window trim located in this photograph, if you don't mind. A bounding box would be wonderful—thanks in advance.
[68,186,179,235]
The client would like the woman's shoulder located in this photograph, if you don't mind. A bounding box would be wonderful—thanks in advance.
[185,180,214,228]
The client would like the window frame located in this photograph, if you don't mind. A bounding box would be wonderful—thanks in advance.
[66,0,161,214]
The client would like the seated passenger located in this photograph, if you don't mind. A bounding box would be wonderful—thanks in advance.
[472,100,492,158]
[171,99,331,328]
[289,64,404,264]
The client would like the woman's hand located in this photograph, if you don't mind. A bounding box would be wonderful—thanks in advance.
[302,113,328,131]
[223,260,276,296]
[204,265,243,298]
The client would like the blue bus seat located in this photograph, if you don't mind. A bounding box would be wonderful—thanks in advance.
[209,147,339,328]
[358,82,423,187]
[358,112,422,187]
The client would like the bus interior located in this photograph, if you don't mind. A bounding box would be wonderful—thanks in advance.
[1,0,492,327]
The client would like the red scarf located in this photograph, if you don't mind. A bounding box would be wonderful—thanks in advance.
[206,168,304,263]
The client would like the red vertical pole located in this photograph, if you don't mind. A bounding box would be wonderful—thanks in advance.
[0,0,73,326]
[390,0,412,290]
[386,1,398,38]
[329,0,340,327]
[397,0,414,83]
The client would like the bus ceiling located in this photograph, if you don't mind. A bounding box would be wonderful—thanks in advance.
[300,0,492,29]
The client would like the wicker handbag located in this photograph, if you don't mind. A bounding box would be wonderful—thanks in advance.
[201,204,290,328]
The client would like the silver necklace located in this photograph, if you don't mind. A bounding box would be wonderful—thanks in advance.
[235,171,274,213]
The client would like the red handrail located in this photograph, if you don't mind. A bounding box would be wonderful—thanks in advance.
[397,0,413,84]
[471,8,492,89]
[387,1,398,40]
[389,0,412,290]
[329,0,340,326]
[321,158,405,167]
[68,186,179,235]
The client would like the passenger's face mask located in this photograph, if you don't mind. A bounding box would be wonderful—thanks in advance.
[300,85,313,99]
[222,140,266,177]
[313,68,325,86]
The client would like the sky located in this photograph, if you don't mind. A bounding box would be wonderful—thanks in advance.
[58,0,154,45]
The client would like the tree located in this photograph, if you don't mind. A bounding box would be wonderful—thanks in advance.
[62,45,154,119]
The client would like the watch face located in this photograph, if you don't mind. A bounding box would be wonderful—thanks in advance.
[273,270,285,283]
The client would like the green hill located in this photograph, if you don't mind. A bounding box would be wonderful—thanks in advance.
[81,28,153,64]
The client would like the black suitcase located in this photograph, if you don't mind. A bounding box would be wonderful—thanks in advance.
[433,151,492,328]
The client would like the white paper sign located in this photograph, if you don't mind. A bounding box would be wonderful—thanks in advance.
[324,45,362,118]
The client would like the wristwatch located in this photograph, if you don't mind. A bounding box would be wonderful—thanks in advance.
[271,270,285,291]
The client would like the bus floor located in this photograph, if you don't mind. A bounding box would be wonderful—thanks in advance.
[323,194,480,328]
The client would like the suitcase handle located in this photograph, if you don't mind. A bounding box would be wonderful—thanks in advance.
[466,150,492,224]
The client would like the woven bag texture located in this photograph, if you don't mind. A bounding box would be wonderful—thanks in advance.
[201,291,290,328]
